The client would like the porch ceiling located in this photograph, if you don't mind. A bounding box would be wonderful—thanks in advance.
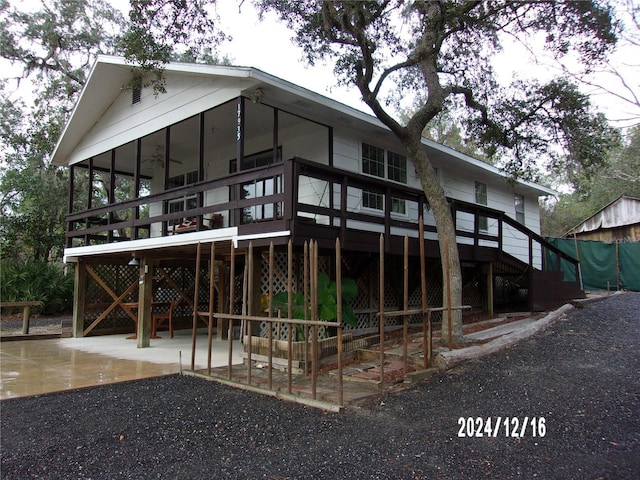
[64,228,293,264]
[64,227,294,264]
[70,242,235,266]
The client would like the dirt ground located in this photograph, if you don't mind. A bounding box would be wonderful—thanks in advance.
[1,293,639,479]
[0,310,526,338]
[0,315,65,337]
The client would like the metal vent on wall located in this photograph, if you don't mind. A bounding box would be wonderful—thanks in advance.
[132,87,141,105]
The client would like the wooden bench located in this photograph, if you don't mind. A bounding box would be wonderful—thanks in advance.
[0,301,43,334]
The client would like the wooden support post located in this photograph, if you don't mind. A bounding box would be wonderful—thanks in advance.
[287,239,293,394]
[445,238,453,351]
[20,304,31,335]
[247,242,254,386]
[311,240,318,400]
[207,242,215,375]
[228,242,235,380]
[379,234,385,383]
[486,262,494,318]
[217,259,226,340]
[137,257,153,349]
[267,242,274,390]
[419,216,429,369]
[427,310,433,366]
[303,241,310,375]
[191,243,202,369]
[336,238,344,406]
[403,235,409,377]
[72,261,86,338]
[616,241,621,291]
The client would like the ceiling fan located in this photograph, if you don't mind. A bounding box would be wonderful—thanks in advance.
[141,146,183,168]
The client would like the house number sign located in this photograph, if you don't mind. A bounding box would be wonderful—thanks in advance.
[237,102,242,141]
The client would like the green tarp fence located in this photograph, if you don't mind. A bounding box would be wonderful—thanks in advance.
[546,238,640,292]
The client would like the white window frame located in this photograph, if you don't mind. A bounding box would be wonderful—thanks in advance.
[167,170,198,226]
[361,142,408,216]
[515,194,525,224]
[475,181,488,232]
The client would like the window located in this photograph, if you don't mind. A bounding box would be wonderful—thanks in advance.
[240,176,283,224]
[229,147,282,173]
[167,170,198,227]
[229,149,283,225]
[475,182,487,205]
[363,191,383,210]
[515,194,525,224]
[362,143,385,178]
[387,151,407,183]
[475,181,488,231]
[391,197,406,215]
[361,143,407,214]
[168,170,198,189]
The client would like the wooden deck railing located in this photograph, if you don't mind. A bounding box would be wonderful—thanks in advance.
[65,157,579,278]
[290,158,579,276]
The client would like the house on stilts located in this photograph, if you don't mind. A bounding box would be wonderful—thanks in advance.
[52,56,583,404]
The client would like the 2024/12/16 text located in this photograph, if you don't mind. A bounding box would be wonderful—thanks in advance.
[457,417,546,438]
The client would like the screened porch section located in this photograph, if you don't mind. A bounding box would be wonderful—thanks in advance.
[66,97,330,247]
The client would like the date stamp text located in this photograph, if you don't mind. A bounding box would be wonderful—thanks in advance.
[457,417,546,438]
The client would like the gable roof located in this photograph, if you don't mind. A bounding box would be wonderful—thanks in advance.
[51,55,556,197]
[566,195,640,236]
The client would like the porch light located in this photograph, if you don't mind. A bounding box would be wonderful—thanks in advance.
[128,257,140,266]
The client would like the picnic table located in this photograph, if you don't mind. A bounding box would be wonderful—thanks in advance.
[0,301,43,334]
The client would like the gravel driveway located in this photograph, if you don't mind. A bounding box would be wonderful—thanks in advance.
[2,293,639,479]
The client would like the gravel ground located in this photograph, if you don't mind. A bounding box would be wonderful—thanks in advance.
[1,293,639,479]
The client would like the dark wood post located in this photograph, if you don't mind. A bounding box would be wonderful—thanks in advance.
[72,261,86,338]
[133,138,141,239]
[136,256,153,348]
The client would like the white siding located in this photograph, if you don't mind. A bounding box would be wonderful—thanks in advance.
[281,121,329,165]
[330,131,543,264]
[68,74,257,166]
[333,132,360,172]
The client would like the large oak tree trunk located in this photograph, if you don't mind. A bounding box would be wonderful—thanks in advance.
[405,140,464,345]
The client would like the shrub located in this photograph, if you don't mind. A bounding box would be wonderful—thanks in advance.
[0,260,74,314]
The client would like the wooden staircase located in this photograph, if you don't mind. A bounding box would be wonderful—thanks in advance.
[528,269,585,311]
[492,251,585,312]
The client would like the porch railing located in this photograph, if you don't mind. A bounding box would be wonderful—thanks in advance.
[65,157,579,280]
[65,162,287,247]
[289,158,579,277]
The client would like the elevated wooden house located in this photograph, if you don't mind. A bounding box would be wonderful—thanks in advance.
[52,56,583,346]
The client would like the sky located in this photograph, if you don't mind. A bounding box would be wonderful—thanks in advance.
[175,1,365,112]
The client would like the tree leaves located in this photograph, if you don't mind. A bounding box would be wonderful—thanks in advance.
[0,0,127,262]
[466,78,621,189]
[120,0,227,93]
[258,0,619,184]
[541,125,640,236]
